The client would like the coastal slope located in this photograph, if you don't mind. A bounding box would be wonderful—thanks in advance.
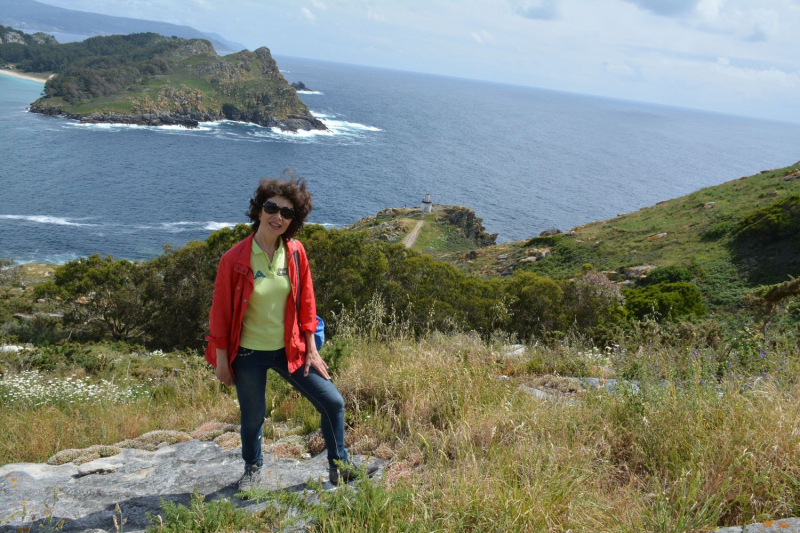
[0,27,324,131]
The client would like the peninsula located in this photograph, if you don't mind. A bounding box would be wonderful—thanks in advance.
[0,26,325,131]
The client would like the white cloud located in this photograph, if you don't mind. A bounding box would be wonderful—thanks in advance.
[470,30,495,44]
[367,9,387,21]
[602,59,640,78]
[510,0,559,20]
[311,0,327,9]
[301,7,316,22]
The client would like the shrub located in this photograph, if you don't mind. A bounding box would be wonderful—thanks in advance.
[624,282,706,322]
[733,194,800,244]
[641,265,693,285]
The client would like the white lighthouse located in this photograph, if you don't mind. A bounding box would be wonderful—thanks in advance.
[421,191,433,214]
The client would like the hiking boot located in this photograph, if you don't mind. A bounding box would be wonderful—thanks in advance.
[237,464,262,493]
[329,460,379,486]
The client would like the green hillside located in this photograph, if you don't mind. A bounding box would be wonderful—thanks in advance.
[446,163,800,310]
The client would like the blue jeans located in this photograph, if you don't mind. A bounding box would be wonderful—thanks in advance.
[232,347,348,470]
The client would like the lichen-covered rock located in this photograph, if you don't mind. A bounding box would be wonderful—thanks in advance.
[47,445,122,466]
[115,430,191,451]
[191,421,239,441]
[306,429,326,455]
[213,431,242,449]
[268,435,306,459]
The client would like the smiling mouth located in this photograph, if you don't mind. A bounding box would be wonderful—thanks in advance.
[269,221,283,229]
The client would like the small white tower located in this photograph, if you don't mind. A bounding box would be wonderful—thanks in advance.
[421,191,433,214]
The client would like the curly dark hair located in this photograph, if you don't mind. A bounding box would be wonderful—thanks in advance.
[246,171,313,240]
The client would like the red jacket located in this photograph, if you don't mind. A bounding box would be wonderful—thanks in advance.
[205,233,319,375]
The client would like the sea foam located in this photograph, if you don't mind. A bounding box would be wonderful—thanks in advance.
[0,215,97,227]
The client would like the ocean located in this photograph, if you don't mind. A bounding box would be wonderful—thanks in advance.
[2,55,800,264]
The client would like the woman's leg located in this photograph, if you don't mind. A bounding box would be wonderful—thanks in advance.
[232,348,269,469]
[273,353,348,469]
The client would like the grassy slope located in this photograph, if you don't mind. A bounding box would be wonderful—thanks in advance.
[345,208,479,259]
[448,163,800,309]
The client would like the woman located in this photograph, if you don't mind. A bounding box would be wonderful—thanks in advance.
[205,175,373,491]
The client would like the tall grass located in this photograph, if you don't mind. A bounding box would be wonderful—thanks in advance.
[0,346,239,464]
[2,304,798,531]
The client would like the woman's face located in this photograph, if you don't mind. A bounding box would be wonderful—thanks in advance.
[259,195,294,239]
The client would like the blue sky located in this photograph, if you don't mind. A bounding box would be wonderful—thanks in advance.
[38,0,800,123]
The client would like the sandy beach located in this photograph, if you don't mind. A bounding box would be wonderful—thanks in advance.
[0,69,53,83]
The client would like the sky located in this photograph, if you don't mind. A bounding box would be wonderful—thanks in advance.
[36,0,800,123]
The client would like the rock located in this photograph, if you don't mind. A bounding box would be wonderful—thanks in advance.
[48,445,122,466]
[623,265,657,280]
[191,421,238,441]
[115,430,192,451]
[518,384,558,402]
[0,439,385,532]
[701,202,716,209]
[76,459,118,477]
[713,518,800,532]
[644,232,667,241]
[440,206,498,247]
[500,345,525,359]
[539,228,562,237]
[0,345,25,353]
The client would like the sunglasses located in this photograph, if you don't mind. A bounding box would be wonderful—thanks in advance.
[263,201,296,219]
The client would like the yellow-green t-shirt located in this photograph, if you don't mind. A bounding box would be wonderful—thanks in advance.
[239,238,291,350]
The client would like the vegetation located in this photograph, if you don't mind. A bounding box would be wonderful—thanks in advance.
[0,165,799,531]
[450,163,800,312]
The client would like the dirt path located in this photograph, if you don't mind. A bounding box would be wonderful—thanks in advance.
[402,219,424,248]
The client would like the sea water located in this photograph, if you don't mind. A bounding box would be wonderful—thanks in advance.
[2,56,800,263]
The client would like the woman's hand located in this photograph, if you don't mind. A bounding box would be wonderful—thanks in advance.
[303,333,330,379]
[215,348,234,386]
[216,363,234,386]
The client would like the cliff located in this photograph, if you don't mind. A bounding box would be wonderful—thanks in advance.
[0,28,323,131]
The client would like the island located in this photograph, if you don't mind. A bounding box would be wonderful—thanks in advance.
[0,25,326,131]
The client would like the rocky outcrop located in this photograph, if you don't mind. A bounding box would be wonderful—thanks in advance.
[439,206,497,247]
[0,425,385,533]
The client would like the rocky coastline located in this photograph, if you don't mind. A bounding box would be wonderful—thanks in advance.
[27,104,327,131]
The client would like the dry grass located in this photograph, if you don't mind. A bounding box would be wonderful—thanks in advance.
[323,328,800,532]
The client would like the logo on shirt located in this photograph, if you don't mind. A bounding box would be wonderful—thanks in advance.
[276,268,288,277]
[254,270,266,280]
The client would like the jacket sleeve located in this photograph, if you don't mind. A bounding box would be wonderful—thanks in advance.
[205,254,233,359]
[296,242,319,333]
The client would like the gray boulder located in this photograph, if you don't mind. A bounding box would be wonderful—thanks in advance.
[0,439,381,532]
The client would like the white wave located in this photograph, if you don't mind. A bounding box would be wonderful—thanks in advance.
[268,126,335,138]
[205,222,236,231]
[297,90,324,95]
[319,118,382,133]
[0,215,97,227]
[16,253,81,265]
[134,221,237,232]
[65,122,213,132]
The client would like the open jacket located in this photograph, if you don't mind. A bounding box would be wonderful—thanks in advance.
[205,233,319,375]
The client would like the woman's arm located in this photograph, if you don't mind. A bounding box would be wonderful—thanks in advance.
[206,254,234,375]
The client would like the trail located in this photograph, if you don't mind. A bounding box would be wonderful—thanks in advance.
[402,219,424,248]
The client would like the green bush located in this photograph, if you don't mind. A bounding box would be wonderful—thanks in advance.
[641,265,694,285]
[624,282,706,322]
[733,194,800,243]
